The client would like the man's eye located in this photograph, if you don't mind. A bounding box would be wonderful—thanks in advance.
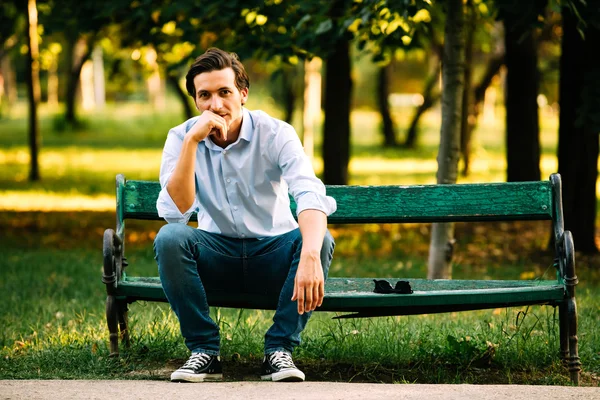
[221,90,231,95]
[198,93,209,98]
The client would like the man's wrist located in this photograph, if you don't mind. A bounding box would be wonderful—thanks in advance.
[184,133,201,145]
[300,249,321,259]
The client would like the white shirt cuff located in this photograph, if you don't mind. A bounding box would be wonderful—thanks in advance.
[295,192,337,217]
[156,186,197,224]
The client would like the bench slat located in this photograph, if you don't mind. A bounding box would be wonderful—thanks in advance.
[122,179,554,223]
[117,277,564,314]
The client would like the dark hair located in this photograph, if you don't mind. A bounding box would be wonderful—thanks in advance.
[185,48,250,98]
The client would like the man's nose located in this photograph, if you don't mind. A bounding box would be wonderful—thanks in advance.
[210,96,223,111]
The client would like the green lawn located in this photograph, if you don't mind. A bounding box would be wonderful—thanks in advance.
[0,99,569,210]
[0,100,599,384]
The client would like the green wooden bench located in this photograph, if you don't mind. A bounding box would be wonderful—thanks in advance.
[102,173,581,384]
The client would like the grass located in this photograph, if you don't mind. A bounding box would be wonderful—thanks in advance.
[0,100,599,385]
[0,98,577,210]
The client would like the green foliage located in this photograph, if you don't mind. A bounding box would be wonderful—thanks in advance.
[39,0,109,37]
[101,0,434,76]
[0,1,23,50]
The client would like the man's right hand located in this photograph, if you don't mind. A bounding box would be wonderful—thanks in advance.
[187,110,228,143]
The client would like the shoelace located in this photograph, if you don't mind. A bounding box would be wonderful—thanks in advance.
[182,352,211,370]
[268,351,295,369]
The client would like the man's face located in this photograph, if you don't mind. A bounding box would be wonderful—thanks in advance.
[193,68,248,130]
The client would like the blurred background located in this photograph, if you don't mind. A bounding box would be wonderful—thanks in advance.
[1,0,599,383]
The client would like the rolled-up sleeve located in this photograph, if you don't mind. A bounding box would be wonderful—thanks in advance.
[275,126,337,217]
[156,128,199,224]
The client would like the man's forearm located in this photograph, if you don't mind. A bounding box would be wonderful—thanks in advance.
[298,209,327,255]
[166,136,198,213]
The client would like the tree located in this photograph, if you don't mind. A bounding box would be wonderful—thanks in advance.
[427,0,465,279]
[0,1,22,117]
[103,0,429,184]
[498,1,547,182]
[377,64,398,147]
[336,0,431,181]
[404,57,441,148]
[323,27,352,184]
[0,2,20,59]
[25,0,41,181]
[41,0,111,126]
[459,0,476,177]
[557,4,600,254]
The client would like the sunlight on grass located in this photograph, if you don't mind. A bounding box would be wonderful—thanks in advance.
[0,147,590,211]
[0,148,162,175]
[0,191,115,211]
[0,99,580,211]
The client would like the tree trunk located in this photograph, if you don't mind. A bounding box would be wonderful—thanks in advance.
[460,0,476,176]
[468,53,504,135]
[427,0,465,279]
[281,66,296,124]
[1,54,18,116]
[323,38,352,185]
[0,35,18,115]
[146,47,165,111]
[302,57,322,161]
[92,45,105,110]
[504,17,541,182]
[377,64,397,147]
[26,0,41,181]
[404,60,441,149]
[65,36,94,125]
[557,8,600,254]
[166,74,193,120]
[47,55,59,108]
[80,59,95,110]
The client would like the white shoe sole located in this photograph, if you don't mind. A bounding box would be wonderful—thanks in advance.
[171,372,223,382]
[261,368,305,382]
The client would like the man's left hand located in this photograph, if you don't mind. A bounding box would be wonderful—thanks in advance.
[291,251,324,315]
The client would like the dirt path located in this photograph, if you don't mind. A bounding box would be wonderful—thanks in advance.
[1,380,599,400]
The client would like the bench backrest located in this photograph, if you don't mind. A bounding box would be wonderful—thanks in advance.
[116,174,560,226]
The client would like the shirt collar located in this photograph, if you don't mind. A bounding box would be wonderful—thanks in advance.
[238,107,254,143]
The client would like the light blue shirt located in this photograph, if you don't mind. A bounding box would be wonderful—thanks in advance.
[156,108,337,238]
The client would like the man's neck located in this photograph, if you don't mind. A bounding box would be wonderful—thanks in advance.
[210,131,239,148]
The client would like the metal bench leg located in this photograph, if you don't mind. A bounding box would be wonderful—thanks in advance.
[106,295,119,356]
[559,304,569,362]
[118,301,130,348]
[563,231,581,385]
[566,297,581,385]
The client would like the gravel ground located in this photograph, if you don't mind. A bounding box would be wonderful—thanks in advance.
[1,380,599,400]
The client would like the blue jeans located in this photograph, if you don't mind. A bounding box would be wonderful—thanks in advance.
[153,223,335,356]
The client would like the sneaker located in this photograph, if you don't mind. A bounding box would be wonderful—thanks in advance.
[260,351,305,382]
[170,352,223,382]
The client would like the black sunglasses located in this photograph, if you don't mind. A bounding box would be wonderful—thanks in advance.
[373,279,413,294]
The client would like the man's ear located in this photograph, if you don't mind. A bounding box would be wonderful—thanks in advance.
[240,87,249,106]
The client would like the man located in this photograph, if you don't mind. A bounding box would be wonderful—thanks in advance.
[153,47,336,383]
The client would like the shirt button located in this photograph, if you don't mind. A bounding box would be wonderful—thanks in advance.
[226,178,231,183]
[223,150,227,155]
[233,206,238,211]
[241,233,245,238]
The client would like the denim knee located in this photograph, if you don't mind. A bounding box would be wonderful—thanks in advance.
[154,223,188,250]
[321,230,335,274]
[153,223,195,265]
[323,230,335,253]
